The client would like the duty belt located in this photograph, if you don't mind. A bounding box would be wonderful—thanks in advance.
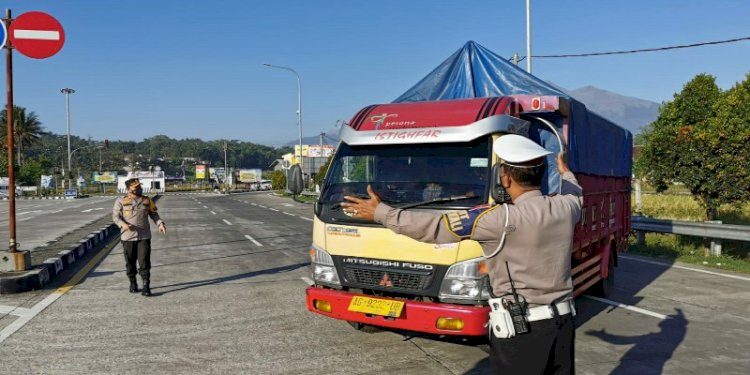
[526,300,575,322]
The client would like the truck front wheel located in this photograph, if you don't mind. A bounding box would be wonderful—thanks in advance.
[591,247,615,298]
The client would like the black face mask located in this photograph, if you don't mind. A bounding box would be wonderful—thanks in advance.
[133,187,143,196]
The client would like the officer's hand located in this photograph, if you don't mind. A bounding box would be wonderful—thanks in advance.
[158,222,167,234]
[556,154,570,174]
[341,185,381,221]
[123,224,135,231]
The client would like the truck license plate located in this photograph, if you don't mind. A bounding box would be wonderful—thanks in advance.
[348,296,405,317]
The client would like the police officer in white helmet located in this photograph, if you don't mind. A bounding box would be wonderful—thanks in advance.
[342,134,583,374]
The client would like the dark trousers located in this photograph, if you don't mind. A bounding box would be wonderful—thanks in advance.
[489,313,575,375]
[122,239,151,283]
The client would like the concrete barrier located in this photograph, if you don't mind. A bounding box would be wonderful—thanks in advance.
[0,223,119,294]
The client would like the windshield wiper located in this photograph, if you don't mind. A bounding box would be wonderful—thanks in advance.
[397,195,475,210]
[329,195,399,211]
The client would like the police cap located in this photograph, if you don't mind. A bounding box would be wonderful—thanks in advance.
[493,134,552,166]
[125,178,141,189]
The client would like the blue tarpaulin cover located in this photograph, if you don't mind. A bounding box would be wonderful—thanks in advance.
[393,41,632,182]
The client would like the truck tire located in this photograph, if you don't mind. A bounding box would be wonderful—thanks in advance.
[591,249,615,298]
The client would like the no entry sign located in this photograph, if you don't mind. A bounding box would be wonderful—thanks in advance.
[9,11,65,59]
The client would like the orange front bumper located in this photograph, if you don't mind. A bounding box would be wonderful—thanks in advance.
[306,286,490,336]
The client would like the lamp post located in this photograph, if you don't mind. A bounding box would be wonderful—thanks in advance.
[526,0,532,73]
[60,88,75,189]
[263,63,303,184]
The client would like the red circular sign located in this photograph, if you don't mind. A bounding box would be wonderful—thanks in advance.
[9,11,65,59]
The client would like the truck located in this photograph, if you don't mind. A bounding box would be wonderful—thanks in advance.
[305,42,632,337]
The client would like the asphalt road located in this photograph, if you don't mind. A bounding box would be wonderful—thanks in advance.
[0,196,117,251]
[0,192,748,374]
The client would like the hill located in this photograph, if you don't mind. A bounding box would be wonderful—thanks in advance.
[568,85,659,135]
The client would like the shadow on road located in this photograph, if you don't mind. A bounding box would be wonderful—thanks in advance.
[586,308,687,375]
[463,247,683,374]
[150,262,310,295]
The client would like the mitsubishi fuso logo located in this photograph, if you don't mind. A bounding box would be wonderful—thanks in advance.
[379,273,394,287]
[370,113,398,129]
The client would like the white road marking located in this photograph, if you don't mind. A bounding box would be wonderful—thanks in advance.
[203,205,208,209]
[0,237,117,345]
[620,255,750,282]
[283,203,294,207]
[222,219,233,226]
[244,235,263,247]
[50,210,63,214]
[251,203,257,206]
[0,305,33,317]
[211,211,216,215]
[268,208,279,212]
[258,205,267,208]
[81,208,104,213]
[0,293,61,344]
[283,212,295,217]
[13,30,61,40]
[301,277,314,285]
[300,217,313,222]
[17,210,42,215]
[582,295,668,320]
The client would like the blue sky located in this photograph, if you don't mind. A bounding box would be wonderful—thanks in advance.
[3,1,749,146]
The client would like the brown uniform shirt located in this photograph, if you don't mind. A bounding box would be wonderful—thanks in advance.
[112,195,163,242]
[374,171,583,307]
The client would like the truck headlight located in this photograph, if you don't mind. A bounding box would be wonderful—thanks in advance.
[310,244,340,286]
[439,258,490,301]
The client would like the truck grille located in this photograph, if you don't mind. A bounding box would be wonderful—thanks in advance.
[343,268,433,290]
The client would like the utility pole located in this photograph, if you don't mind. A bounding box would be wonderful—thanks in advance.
[60,87,75,189]
[223,141,228,192]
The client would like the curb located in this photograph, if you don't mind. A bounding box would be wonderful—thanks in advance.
[0,224,120,294]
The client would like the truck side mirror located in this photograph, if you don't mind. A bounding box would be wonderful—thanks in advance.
[490,164,512,204]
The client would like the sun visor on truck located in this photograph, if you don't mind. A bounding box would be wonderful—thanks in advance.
[339,114,529,146]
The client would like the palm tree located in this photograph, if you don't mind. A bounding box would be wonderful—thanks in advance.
[0,105,46,166]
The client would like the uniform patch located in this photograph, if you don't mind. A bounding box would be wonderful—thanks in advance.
[444,205,491,239]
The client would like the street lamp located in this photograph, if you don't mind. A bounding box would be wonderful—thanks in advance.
[526,0,532,73]
[263,63,303,184]
[60,88,75,188]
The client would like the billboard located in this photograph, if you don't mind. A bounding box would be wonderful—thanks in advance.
[40,175,55,189]
[209,167,225,182]
[196,164,207,179]
[238,169,262,182]
[308,145,334,157]
[92,171,118,183]
[294,144,309,157]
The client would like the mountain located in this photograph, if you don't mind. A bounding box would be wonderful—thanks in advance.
[283,86,658,146]
[567,86,659,135]
[282,128,341,147]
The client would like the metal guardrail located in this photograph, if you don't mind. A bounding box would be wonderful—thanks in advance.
[631,216,750,242]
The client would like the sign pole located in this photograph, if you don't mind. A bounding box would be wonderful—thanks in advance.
[4,9,18,254]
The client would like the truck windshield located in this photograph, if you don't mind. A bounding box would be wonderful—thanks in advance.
[320,137,491,210]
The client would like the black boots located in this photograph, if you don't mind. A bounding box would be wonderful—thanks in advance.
[141,282,152,297]
[129,279,139,293]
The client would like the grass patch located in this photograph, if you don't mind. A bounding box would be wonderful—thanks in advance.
[630,190,750,274]
[628,233,750,274]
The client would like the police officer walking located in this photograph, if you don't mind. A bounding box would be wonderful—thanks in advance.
[342,134,583,374]
[112,178,167,297]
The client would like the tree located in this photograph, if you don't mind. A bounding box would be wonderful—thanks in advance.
[0,106,46,166]
[314,155,333,186]
[271,170,286,190]
[637,73,750,219]
[17,158,51,186]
